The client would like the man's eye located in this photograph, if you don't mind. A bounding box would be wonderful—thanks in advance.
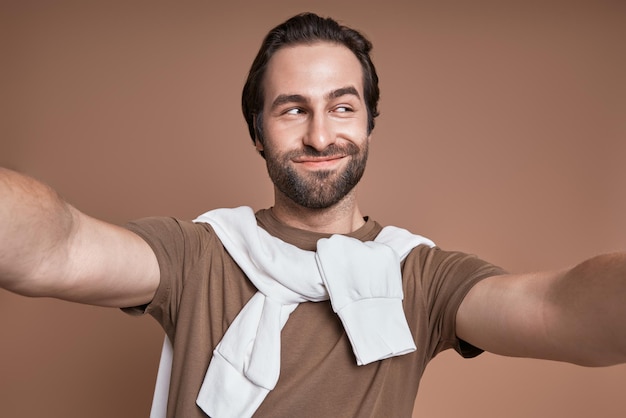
[334,106,353,113]
[285,108,304,115]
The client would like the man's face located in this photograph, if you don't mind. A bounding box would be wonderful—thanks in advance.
[258,42,371,209]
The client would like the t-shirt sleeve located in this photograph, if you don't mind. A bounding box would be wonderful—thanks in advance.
[122,217,217,339]
[403,245,507,360]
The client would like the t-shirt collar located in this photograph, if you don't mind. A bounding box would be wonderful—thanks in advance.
[255,208,382,251]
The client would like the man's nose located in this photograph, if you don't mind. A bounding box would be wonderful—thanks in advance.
[302,113,335,151]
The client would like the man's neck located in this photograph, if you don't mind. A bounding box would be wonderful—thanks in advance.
[271,189,365,234]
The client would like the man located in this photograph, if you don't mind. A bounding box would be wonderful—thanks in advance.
[1,12,625,418]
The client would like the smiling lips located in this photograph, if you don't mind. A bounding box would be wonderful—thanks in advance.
[293,155,346,169]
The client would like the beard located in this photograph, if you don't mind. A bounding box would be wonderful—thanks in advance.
[264,141,369,209]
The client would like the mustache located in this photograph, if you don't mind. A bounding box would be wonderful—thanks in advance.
[285,143,360,159]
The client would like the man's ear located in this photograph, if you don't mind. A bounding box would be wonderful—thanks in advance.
[252,114,265,154]
[255,138,264,152]
[254,138,266,159]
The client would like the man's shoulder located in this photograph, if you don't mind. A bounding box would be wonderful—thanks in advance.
[125,215,221,250]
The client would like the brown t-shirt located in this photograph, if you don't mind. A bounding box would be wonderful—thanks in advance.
[125,209,505,418]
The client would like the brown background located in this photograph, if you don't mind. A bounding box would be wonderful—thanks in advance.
[1,1,625,417]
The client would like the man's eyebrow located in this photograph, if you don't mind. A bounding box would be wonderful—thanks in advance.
[327,86,361,100]
[270,86,361,111]
[271,94,308,110]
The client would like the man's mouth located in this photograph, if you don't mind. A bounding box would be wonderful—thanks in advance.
[293,155,346,169]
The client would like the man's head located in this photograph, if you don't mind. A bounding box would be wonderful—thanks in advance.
[241,12,380,150]
[242,13,378,210]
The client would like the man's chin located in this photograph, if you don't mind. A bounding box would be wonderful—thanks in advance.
[281,181,357,210]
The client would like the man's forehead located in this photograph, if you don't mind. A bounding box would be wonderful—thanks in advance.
[262,42,365,101]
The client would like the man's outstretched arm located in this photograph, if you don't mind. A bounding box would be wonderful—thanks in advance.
[457,252,626,367]
[0,167,160,308]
